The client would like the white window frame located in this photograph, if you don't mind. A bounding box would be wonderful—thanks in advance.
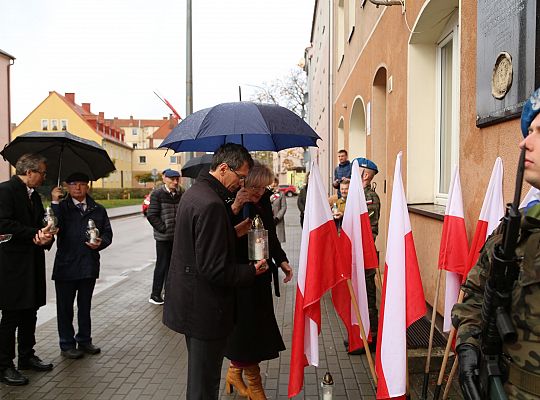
[132,128,138,135]
[51,119,58,131]
[434,19,460,205]
[60,119,68,131]
[170,156,177,164]
[41,119,49,130]
[139,156,146,164]
[348,0,355,42]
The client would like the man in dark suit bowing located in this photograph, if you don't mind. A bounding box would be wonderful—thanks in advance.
[0,153,56,386]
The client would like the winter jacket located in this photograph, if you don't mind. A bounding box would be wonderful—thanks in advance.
[51,195,112,281]
[147,185,183,241]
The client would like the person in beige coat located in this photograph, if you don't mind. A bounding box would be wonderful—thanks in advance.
[270,178,287,243]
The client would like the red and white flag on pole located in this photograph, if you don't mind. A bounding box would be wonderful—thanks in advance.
[288,162,346,398]
[463,157,504,282]
[376,152,426,399]
[437,165,469,332]
[332,160,378,352]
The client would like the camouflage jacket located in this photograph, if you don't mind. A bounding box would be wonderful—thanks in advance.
[452,204,540,399]
[364,185,380,240]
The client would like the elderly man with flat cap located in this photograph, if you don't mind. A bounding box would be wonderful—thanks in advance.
[51,172,112,359]
[452,88,540,399]
[146,168,184,305]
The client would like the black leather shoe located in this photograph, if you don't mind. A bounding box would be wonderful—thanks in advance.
[61,348,84,359]
[78,343,101,355]
[18,355,53,371]
[0,367,29,386]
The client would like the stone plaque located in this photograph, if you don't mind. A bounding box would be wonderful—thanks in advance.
[476,0,539,127]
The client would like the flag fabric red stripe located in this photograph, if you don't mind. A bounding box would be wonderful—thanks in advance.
[463,220,488,282]
[405,232,426,327]
[438,215,469,274]
[288,163,345,398]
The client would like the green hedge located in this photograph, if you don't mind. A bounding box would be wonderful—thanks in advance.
[36,186,150,201]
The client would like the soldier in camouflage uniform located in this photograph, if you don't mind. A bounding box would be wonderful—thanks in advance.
[452,87,540,400]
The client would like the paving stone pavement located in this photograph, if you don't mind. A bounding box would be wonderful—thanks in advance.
[0,199,461,399]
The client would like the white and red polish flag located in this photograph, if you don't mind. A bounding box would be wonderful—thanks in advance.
[332,160,378,352]
[376,152,426,399]
[437,166,469,332]
[288,162,347,398]
[463,157,504,282]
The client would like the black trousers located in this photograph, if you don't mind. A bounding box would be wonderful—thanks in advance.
[0,308,37,369]
[55,279,96,351]
[185,335,227,400]
[152,240,173,297]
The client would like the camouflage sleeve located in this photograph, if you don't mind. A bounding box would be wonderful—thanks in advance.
[366,190,380,240]
[452,235,499,348]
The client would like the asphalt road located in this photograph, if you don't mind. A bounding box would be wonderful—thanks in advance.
[38,213,155,326]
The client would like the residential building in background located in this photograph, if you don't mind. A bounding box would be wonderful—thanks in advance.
[9,91,183,188]
[306,0,539,324]
[0,49,15,182]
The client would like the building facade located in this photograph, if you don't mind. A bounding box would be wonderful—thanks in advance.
[0,49,15,182]
[306,0,537,318]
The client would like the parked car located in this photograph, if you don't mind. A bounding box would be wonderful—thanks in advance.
[278,184,297,197]
[142,193,151,216]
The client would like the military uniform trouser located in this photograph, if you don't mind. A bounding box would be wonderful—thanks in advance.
[504,362,540,400]
[365,269,378,337]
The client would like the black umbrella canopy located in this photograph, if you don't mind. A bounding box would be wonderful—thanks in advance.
[0,131,116,184]
[159,102,320,152]
[181,154,214,179]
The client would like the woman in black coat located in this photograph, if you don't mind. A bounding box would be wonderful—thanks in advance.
[224,163,293,400]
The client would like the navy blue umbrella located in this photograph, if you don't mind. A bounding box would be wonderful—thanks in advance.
[159,102,320,152]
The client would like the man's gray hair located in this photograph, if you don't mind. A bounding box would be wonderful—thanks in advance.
[15,153,47,175]
[210,143,254,171]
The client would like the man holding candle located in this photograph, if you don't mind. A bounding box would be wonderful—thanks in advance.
[0,153,55,386]
[50,172,113,360]
[163,143,267,400]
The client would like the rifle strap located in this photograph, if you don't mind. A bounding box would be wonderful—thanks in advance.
[508,362,540,396]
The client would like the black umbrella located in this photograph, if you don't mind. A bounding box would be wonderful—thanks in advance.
[181,154,213,179]
[159,102,320,152]
[0,131,116,185]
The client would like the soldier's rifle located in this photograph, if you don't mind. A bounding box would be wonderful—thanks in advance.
[477,148,525,399]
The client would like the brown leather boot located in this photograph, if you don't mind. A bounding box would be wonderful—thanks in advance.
[225,364,248,397]
[244,364,267,400]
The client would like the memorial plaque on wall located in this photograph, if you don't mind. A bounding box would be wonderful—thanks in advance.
[476,0,539,127]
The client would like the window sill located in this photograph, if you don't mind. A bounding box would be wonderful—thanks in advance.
[407,203,445,221]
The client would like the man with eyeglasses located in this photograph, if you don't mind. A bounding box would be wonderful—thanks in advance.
[50,172,112,360]
[0,153,56,386]
[164,143,267,400]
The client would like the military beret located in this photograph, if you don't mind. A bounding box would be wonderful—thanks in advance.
[521,87,540,137]
[355,157,378,174]
[65,172,90,183]
[162,168,180,178]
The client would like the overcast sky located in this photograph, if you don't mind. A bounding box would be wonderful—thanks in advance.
[0,0,314,124]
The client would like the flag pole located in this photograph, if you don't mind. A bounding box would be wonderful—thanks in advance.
[433,290,464,400]
[346,279,377,384]
[422,269,442,399]
[442,357,459,399]
[376,267,383,290]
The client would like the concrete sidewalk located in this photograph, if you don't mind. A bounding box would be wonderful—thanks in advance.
[0,201,461,399]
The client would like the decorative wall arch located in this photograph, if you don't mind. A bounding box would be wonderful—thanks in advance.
[337,117,345,152]
[349,96,366,159]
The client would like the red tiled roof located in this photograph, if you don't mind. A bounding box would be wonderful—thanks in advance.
[151,117,178,140]
[107,118,170,129]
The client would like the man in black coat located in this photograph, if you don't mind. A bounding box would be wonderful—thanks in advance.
[50,173,112,360]
[146,168,183,305]
[163,143,267,400]
[0,154,55,386]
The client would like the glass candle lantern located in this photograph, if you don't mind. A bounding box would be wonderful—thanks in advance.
[42,206,59,234]
[320,371,334,400]
[247,215,268,261]
[85,219,100,245]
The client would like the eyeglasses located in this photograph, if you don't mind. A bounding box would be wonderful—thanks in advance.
[228,166,247,181]
[32,169,47,176]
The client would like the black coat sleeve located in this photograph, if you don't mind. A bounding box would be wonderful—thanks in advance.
[147,190,166,233]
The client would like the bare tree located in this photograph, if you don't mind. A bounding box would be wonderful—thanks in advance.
[248,67,307,120]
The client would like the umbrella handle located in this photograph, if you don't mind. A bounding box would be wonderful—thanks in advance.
[57,143,64,187]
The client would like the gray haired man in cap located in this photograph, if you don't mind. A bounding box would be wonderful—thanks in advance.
[51,172,112,359]
[146,168,184,305]
[452,88,540,399]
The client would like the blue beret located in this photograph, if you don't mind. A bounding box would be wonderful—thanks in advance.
[162,168,180,178]
[355,157,378,174]
[521,87,540,137]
